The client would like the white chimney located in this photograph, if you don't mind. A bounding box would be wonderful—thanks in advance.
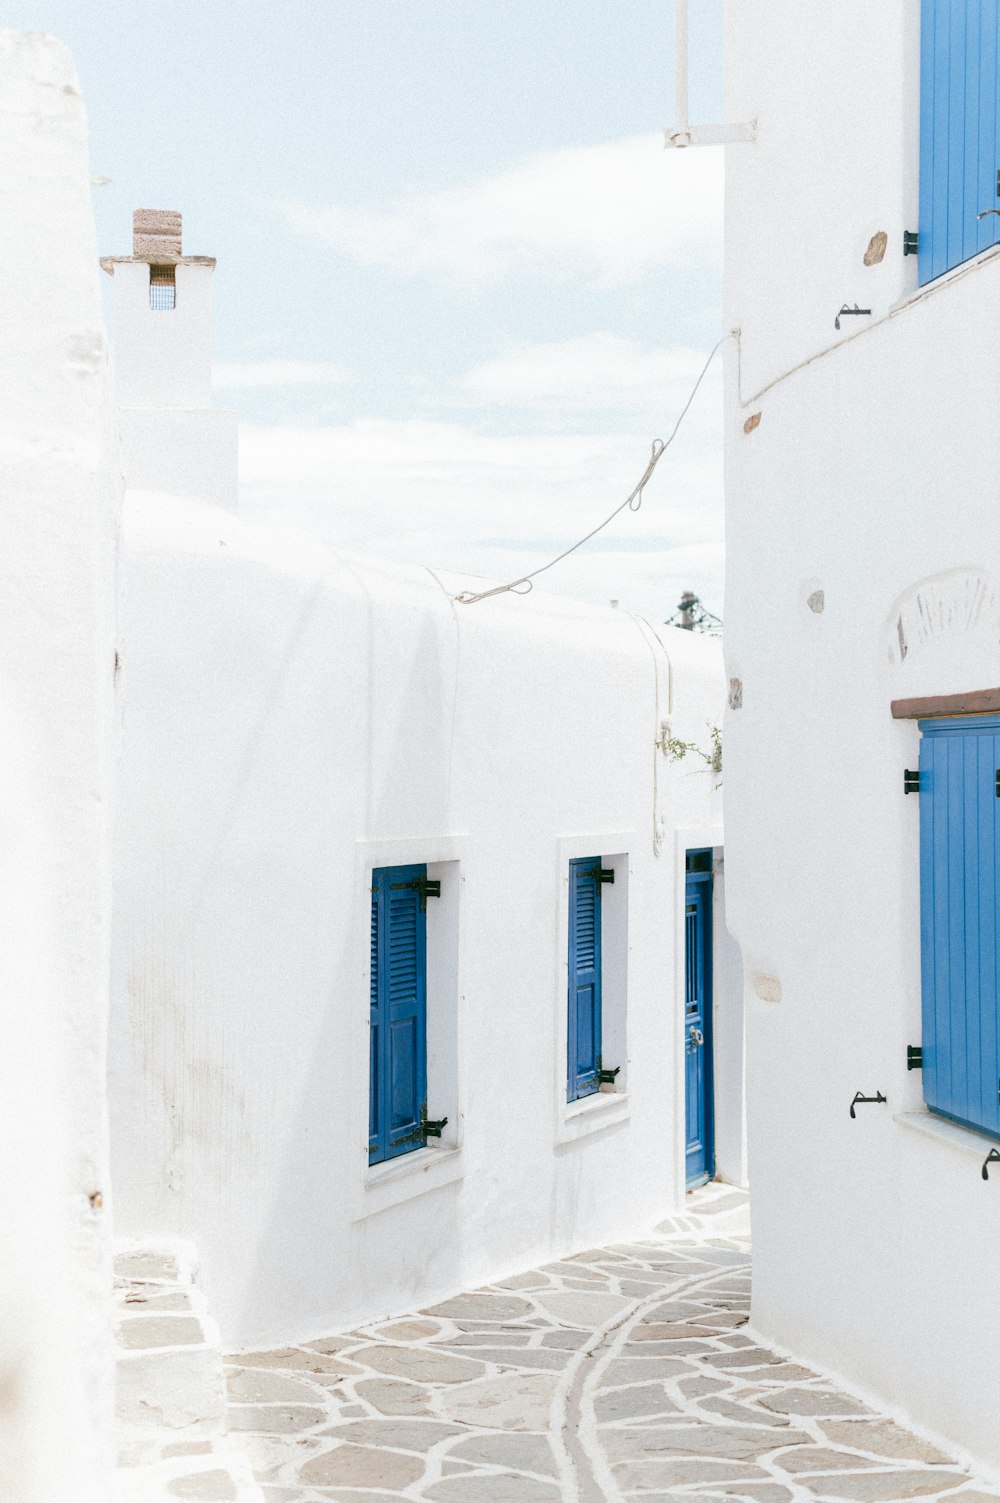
[101,210,238,511]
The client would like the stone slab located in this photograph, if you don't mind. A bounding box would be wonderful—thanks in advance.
[435,1371,559,1431]
[799,1471,970,1500]
[298,1443,425,1489]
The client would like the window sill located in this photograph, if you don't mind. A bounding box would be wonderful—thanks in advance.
[556,1089,629,1146]
[895,1110,998,1161]
[354,1144,463,1221]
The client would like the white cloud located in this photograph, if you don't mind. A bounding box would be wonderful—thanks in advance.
[277,134,722,287]
[213,359,351,389]
[454,334,721,416]
[237,410,724,619]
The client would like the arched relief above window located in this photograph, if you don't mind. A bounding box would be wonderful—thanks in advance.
[884,569,1000,667]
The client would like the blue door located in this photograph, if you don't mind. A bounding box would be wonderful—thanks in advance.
[685,850,714,1186]
[919,0,1000,285]
[919,716,1000,1139]
[568,857,603,1101]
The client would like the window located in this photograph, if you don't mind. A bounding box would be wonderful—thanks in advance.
[149,264,176,310]
[918,0,1000,286]
[369,864,433,1164]
[567,857,609,1102]
[918,715,1000,1139]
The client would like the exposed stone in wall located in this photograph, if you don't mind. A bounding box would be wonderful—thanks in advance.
[864,231,888,265]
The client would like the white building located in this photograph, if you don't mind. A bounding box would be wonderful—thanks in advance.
[722,0,1000,1471]
[1,27,743,1491]
[0,31,118,1503]
[103,202,743,1348]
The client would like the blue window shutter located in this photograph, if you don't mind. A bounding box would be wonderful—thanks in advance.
[369,865,428,1163]
[919,0,1000,286]
[920,718,1000,1139]
[568,858,602,1102]
[369,887,380,1159]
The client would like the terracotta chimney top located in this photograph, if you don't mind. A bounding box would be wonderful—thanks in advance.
[133,209,182,260]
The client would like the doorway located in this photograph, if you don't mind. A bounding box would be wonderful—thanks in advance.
[685,848,715,1187]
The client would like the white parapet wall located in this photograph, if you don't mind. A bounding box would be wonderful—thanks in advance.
[108,490,732,1348]
[0,30,118,1503]
[723,0,1000,1471]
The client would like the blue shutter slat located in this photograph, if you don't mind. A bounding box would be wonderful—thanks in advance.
[369,864,428,1163]
[369,890,380,1155]
[919,0,939,282]
[978,732,1000,1136]
[948,736,968,1115]
[920,719,1000,1140]
[945,1,967,274]
[568,859,602,1101]
[386,877,425,1152]
[920,0,1000,285]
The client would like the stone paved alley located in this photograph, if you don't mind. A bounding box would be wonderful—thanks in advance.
[224,1187,1000,1503]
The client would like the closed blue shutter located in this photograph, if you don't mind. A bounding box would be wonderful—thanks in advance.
[919,717,1000,1138]
[568,858,602,1102]
[369,864,428,1163]
[919,0,1000,286]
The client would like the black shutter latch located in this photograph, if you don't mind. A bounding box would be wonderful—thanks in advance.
[390,875,442,911]
[390,1107,449,1149]
[587,865,615,884]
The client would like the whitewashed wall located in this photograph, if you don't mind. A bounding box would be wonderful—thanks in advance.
[109,491,731,1346]
[0,31,117,1503]
[724,0,1000,1469]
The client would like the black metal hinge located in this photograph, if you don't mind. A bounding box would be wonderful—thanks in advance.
[597,1064,620,1085]
[903,769,922,795]
[587,865,615,885]
[995,770,1000,798]
[390,876,442,911]
[903,230,919,256]
[907,1045,923,1071]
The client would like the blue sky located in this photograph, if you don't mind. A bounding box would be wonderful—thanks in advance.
[13,0,724,620]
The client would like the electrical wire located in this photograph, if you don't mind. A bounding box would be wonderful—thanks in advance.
[453,332,734,606]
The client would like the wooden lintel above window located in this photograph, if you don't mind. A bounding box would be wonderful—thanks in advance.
[890,687,1000,720]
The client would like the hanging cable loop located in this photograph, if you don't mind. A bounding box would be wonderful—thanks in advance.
[452,334,733,606]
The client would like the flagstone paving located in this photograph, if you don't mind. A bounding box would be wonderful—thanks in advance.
[224,1185,1000,1503]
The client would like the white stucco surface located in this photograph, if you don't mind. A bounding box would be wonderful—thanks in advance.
[724,0,1000,1470]
[0,29,117,1502]
[109,490,731,1347]
[105,256,238,510]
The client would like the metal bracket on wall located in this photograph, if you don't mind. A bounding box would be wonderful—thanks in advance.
[903,230,919,256]
[664,0,756,148]
[849,1090,887,1118]
[835,303,872,330]
[982,1148,1000,1180]
[907,1046,923,1071]
[904,769,922,795]
[390,876,442,912]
